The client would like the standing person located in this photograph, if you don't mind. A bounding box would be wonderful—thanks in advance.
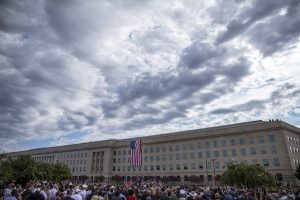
[49,185,58,200]
[127,190,136,200]
[3,189,17,200]
[112,191,122,200]
[71,189,82,200]
[62,190,74,200]
[80,185,88,200]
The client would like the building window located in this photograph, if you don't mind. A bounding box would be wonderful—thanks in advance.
[259,136,265,143]
[223,150,228,157]
[176,164,181,170]
[206,151,211,158]
[150,156,153,162]
[150,165,154,171]
[144,165,148,171]
[150,147,154,153]
[191,163,196,169]
[262,159,269,167]
[198,143,202,149]
[156,165,160,171]
[221,140,227,147]
[232,149,237,156]
[113,167,116,171]
[241,148,246,156]
[230,139,235,145]
[183,153,187,160]
[207,175,212,181]
[113,158,116,163]
[176,145,180,151]
[198,152,202,159]
[123,150,126,155]
[169,154,173,161]
[239,138,245,145]
[184,163,188,170]
[169,164,173,171]
[215,161,220,169]
[261,147,267,155]
[207,161,212,169]
[162,146,166,152]
[162,155,166,161]
[250,147,256,155]
[144,156,148,162]
[156,146,160,153]
[113,151,116,156]
[190,152,195,159]
[249,137,255,144]
[213,141,218,148]
[269,135,275,142]
[163,164,166,171]
[189,143,194,150]
[214,151,219,158]
[144,148,148,153]
[205,142,210,148]
[273,158,280,166]
[156,155,160,161]
[252,159,258,164]
[176,154,180,160]
[199,163,204,169]
[182,144,187,151]
[169,145,173,151]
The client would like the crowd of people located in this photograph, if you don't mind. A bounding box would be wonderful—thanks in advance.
[1,181,299,200]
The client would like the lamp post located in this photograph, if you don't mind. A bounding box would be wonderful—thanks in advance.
[212,159,216,186]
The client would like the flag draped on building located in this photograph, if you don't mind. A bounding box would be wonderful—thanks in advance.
[130,139,142,167]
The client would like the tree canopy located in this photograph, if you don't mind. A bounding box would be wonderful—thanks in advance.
[220,161,275,188]
[0,155,72,186]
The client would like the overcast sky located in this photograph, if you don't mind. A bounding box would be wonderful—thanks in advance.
[1,0,300,153]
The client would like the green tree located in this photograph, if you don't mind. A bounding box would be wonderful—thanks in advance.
[0,155,72,185]
[220,161,275,188]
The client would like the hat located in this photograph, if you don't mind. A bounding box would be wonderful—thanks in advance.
[69,183,73,186]
[82,184,88,188]
[180,189,187,196]
[189,191,197,197]
[91,195,99,200]
[74,188,80,193]
[4,189,12,196]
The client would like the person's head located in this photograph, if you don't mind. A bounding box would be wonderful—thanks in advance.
[115,191,120,196]
[128,189,134,196]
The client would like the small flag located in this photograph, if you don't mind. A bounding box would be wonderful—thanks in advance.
[130,139,142,167]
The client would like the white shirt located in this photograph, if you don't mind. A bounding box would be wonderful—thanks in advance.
[72,193,83,200]
[80,190,87,200]
[49,188,58,200]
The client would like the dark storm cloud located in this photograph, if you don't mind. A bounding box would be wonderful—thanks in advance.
[102,41,251,125]
[211,82,299,115]
[216,0,300,56]
[210,100,266,114]
[217,0,286,43]
[179,42,225,69]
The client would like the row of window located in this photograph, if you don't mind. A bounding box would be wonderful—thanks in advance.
[287,135,299,145]
[33,155,55,163]
[112,158,281,172]
[290,146,300,154]
[71,166,87,173]
[113,146,278,164]
[57,152,88,159]
[113,135,276,156]
[58,159,87,165]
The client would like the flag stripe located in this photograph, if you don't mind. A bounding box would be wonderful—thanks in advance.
[130,139,142,167]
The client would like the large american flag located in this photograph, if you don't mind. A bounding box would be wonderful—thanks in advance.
[130,139,142,167]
